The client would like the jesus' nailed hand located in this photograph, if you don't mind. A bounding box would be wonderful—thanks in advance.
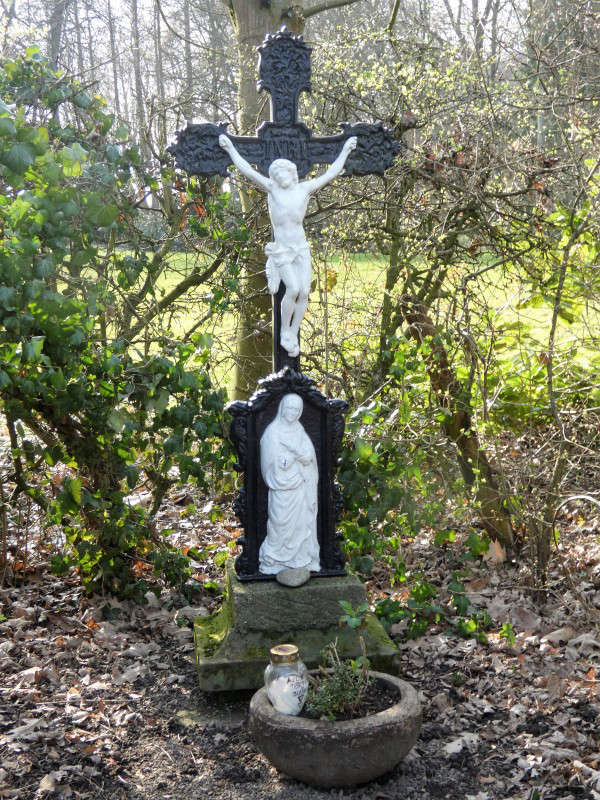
[218,133,357,358]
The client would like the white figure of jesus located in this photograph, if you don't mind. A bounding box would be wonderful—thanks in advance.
[219,134,357,358]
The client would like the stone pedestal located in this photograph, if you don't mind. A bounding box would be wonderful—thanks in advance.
[194,561,398,691]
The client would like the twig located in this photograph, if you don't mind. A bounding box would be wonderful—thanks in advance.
[386,0,401,32]
[0,475,8,586]
[303,0,364,19]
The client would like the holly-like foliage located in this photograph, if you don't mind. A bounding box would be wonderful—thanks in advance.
[0,49,228,598]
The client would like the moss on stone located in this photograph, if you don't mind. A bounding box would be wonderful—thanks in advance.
[244,645,270,659]
[194,605,229,659]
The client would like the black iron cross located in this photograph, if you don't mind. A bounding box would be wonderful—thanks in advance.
[169,27,401,373]
[169,27,400,179]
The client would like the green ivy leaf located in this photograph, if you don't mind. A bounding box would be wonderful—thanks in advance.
[3,142,35,173]
[124,464,139,489]
[73,91,93,109]
[50,554,69,576]
[69,329,86,346]
[69,478,82,505]
[94,204,119,228]
[151,390,170,415]
[34,255,54,278]
[465,532,490,557]
[0,117,16,137]
[107,409,127,433]
[23,336,45,362]
[114,124,129,140]
[0,285,16,310]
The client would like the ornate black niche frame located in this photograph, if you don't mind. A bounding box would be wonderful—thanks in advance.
[228,368,347,581]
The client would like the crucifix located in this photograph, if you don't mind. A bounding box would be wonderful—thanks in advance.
[170,28,400,581]
[183,30,413,695]
[169,26,400,374]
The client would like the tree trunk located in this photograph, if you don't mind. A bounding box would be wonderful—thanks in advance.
[207,8,223,122]
[85,3,96,84]
[489,0,500,81]
[107,0,121,116]
[47,0,69,69]
[375,177,417,384]
[471,0,484,59]
[73,0,85,76]
[131,0,150,162]
[225,0,361,398]
[183,0,194,123]
[1,0,16,53]
[154,0,167,147]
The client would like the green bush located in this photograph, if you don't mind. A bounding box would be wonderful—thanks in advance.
[338,379,442,582]
[0,48,228,598]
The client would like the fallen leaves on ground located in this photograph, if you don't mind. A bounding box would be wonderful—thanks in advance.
[1,427,600,799]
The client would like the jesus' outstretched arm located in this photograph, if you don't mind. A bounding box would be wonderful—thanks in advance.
[302,136,357,194]
[219,135,271,192]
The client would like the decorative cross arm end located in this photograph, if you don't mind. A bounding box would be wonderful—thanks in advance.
[168,122,233,177]
[340,122,404,176]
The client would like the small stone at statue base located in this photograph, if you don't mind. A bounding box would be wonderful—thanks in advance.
[275,567,311,587]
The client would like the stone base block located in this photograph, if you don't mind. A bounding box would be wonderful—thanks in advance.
[194,561,398,692]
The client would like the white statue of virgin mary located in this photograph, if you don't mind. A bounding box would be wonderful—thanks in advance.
[259,393,320,574]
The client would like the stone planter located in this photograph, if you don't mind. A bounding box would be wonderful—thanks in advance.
[248,671,421,788]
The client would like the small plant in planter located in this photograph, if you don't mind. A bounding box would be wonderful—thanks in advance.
[304,638,372,721]
[249,600,423,788]
[303,602,375,721]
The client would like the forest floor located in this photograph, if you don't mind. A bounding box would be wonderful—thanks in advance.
[1,458,600,799]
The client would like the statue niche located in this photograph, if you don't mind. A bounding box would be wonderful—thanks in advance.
[228,369,346,581]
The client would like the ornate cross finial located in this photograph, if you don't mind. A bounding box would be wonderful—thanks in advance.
[257,27,311,125]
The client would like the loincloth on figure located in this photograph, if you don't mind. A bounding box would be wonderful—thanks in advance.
[264,241,310,295]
